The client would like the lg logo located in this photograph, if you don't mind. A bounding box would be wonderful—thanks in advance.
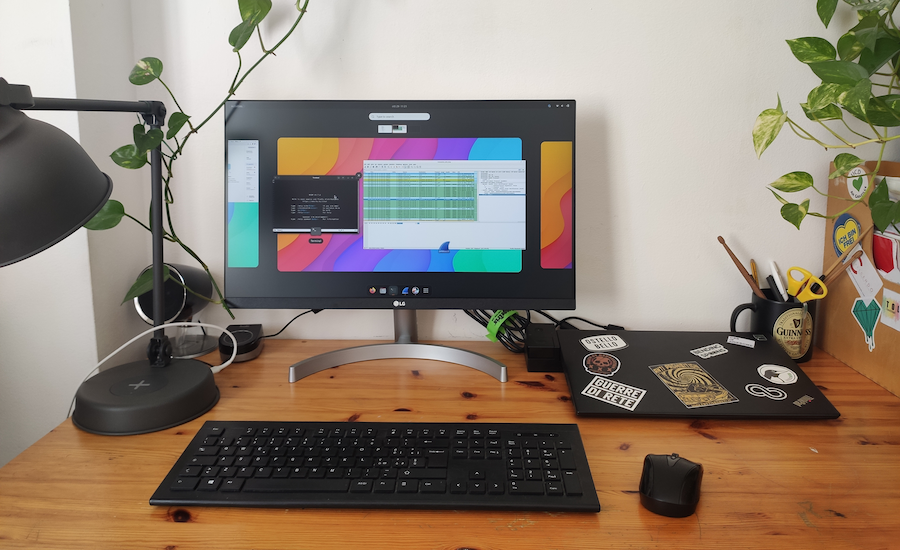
[393,300,406,307]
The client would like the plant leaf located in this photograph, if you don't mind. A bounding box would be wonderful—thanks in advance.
[752,97,787,158]
[122,265,172,304]
[809,59,870,84]
[781,200,810,230]
[838,33,866,61]
[128,57,163,85]
[802,102,843,121]
[868,178,895,230]
[229,0,272,52]
[133,124,163,155]
[770,172,815,193]
[787,37,837,63]
[806,82,850,111]
[850,14,882,52]
[110,144,147,169]
[817,0,838,27]
[838,78,873,115]
[858,36,900,74]
[166,112,191,140]
[828,153,865,178]
[84,199,125,230]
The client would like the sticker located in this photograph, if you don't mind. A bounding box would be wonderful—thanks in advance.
[583,353,620,376]
[727,335,756,348]
[757,364,798,385]
[744,383,788,401]
[649,362,739,409]
[881,288,900,332]
[580,334,628,352]
[846,166,868,201]
[793,395,815,408]
[772,307,813,360]
[846,246,883,300]
[832,213,863,256]
[852,297,882,352]
[581,377,646,411]
[690,343,728,359]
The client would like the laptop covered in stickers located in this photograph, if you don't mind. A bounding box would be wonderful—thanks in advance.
[557,330,840,419]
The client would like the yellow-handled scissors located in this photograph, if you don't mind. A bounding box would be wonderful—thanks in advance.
[786,266,828,302]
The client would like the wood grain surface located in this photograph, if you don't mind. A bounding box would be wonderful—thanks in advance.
[0,339,897,549]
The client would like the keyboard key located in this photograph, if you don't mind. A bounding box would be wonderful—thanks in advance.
[420,480,446,493]
[562,471,583,496]
[349,480,373,493]
[509,480,544,495]
[243,479,351,493]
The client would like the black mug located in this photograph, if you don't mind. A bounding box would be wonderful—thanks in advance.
[730,289,816,363]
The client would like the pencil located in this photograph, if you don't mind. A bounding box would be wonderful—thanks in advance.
[718,236,767,300]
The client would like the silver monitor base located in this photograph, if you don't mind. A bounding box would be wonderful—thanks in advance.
[288,310,508,383]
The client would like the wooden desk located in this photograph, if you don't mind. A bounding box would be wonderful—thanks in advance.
[1,340,898,549]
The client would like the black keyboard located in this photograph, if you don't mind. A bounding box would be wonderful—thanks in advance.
[150,421,601,512]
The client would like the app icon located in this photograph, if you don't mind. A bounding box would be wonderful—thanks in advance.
[412,287,420,295]
[401,286,410,295]
[368,287,377,294]
[388,285,399,296]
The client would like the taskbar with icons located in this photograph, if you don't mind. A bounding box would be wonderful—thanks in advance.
[368,285,430,297]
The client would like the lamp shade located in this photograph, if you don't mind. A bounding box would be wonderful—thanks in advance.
[0,105,112,267]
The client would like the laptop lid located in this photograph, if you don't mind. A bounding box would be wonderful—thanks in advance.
[558,330,839,419]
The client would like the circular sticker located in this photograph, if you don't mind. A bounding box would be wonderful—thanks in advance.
[583,353,620,377]
[757,364,798,385]
[772,308,813,360]
[832,213,862,257]
[846,166,868,201]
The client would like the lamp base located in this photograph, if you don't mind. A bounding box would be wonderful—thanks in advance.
[72,358,219,436]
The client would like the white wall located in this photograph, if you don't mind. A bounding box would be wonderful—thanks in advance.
[1,0,860,465]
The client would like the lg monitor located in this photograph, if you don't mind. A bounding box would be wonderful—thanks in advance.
[224,99,575,381]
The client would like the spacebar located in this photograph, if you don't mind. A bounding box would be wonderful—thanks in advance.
[243,479,351,493]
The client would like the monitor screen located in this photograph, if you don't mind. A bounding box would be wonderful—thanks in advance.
[224,99,575,312]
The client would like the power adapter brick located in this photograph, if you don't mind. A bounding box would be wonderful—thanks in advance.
[524,323,562,372]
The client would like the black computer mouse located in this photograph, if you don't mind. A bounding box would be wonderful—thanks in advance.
[639,453,703,517]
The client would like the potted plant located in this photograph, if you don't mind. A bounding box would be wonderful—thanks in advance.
[753,0,900,233]
[87,0,311,317]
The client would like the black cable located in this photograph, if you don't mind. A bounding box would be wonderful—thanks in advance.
[464,309,530,353]
[556,316,624,331]
[263,309,323,338]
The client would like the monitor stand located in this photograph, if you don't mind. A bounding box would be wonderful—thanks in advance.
[288,309,508,383]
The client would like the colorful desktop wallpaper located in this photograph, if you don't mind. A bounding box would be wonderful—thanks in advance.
[226,137,572,272]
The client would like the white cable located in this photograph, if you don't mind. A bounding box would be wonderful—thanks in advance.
[67,322,238,417]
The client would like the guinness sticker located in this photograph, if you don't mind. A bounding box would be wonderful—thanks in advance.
[772,308,813,359]
[583,353,620,376]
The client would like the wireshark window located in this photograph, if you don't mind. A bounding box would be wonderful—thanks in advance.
[224,100,575,310]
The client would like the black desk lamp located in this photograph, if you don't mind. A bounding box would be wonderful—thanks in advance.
[0,78,218,435]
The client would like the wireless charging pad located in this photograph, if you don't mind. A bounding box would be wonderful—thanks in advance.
[71,358,219,436]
